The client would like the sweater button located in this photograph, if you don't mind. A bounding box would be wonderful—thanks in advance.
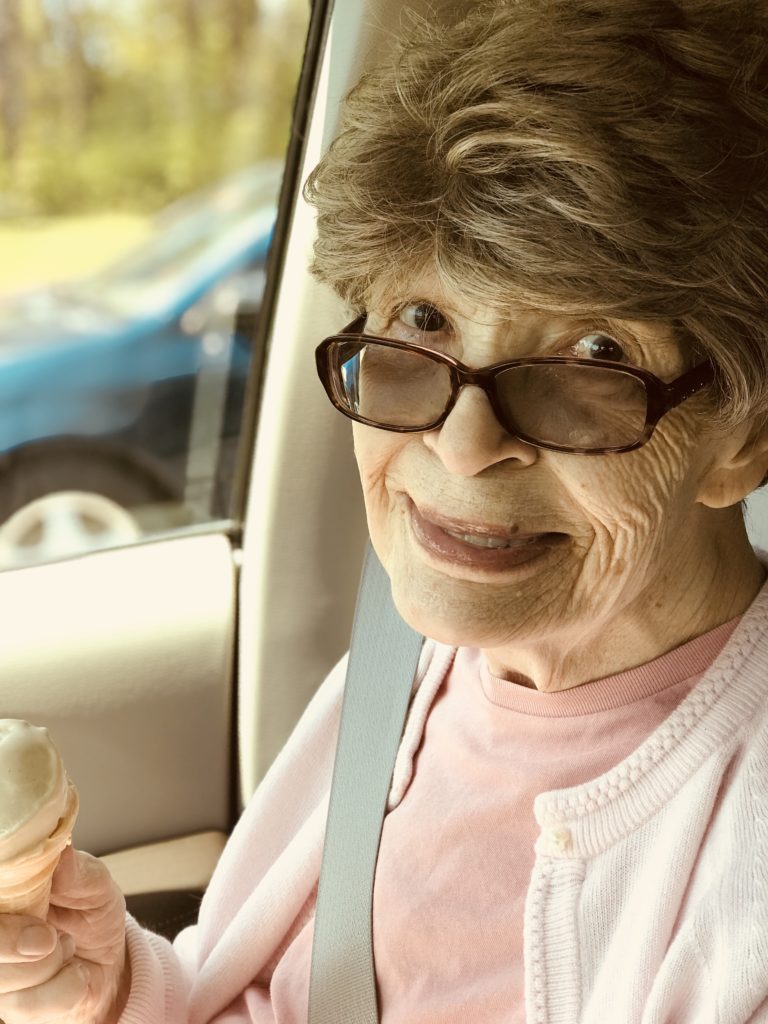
[544,827,573,855]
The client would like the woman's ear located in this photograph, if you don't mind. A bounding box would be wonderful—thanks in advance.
[697,421,768,509]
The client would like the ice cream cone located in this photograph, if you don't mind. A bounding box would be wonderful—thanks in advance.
[0,782,79,919]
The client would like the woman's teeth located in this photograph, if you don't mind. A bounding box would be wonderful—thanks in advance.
[442,528,522,550]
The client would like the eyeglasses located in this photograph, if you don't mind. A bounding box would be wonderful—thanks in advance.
[315,316,716,455]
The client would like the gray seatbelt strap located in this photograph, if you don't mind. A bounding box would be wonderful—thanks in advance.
[308,542,424,1024]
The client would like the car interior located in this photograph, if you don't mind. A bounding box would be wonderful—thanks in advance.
[2,0,768,946]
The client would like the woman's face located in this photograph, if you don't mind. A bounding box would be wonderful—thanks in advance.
[353,276,763,690]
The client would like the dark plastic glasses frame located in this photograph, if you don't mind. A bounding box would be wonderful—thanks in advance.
[315,315,716,455]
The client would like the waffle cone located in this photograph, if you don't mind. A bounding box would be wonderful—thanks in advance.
[0,783,79,919]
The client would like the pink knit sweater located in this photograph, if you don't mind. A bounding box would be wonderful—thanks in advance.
[118,575,768,1024]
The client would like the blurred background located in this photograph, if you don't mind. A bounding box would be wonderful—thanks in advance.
[0,0,308,569]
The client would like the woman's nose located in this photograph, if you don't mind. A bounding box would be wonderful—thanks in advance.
[422,385,539,476]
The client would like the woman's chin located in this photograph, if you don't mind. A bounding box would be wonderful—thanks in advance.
[388,568,530,649]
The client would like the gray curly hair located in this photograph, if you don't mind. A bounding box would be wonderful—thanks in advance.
[305,0,768,430]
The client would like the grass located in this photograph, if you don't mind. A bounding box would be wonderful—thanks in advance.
[0,214,151,299]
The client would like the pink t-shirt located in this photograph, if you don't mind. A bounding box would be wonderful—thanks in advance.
[268,618,739,1022]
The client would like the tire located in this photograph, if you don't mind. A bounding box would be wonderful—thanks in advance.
[0,437,184,567]
[0,436,182,522]
[0,491,143,568]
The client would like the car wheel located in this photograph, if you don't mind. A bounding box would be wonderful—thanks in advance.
[0,437,181,519]
[0,491,142,568]
[0,437,183,567]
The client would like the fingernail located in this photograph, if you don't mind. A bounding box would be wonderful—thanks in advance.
[17,923,56,955]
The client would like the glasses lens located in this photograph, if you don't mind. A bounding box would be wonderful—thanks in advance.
[330,341,451,428]
[326,340,649,450]
[495,363,648,448]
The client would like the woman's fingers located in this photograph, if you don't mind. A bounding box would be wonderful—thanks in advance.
[2,920,57,959]
[48,848,126,964]
[0,913,86,1024]
[0,957,89,1023]
[0,917,74,994]
[50,846,114,907]
[0,851,128,1023]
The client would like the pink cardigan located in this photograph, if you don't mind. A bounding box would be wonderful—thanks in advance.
[118,579,768,1023]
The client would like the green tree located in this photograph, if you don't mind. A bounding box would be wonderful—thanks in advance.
[0,0,307,216]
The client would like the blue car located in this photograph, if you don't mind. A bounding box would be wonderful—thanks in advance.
[0,163,281,530]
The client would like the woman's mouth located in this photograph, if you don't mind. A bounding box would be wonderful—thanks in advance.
[405,497,568,573]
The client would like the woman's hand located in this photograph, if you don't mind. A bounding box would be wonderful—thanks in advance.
[0,846,129,1023]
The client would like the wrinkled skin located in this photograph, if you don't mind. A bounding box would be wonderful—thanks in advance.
[0,846,128,1024]
[356,277,768,691]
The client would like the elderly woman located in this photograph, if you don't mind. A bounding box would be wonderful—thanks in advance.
[2,0,768,1022]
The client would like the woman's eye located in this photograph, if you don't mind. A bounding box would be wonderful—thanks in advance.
[569,333,627,362]
[398,303,447,333]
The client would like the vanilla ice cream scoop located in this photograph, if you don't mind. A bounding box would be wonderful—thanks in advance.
[0,720,79,918]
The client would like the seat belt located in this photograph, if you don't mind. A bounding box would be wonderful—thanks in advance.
[308,542,424,1024]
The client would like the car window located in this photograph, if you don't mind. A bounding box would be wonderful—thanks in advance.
[0,0,310,570]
